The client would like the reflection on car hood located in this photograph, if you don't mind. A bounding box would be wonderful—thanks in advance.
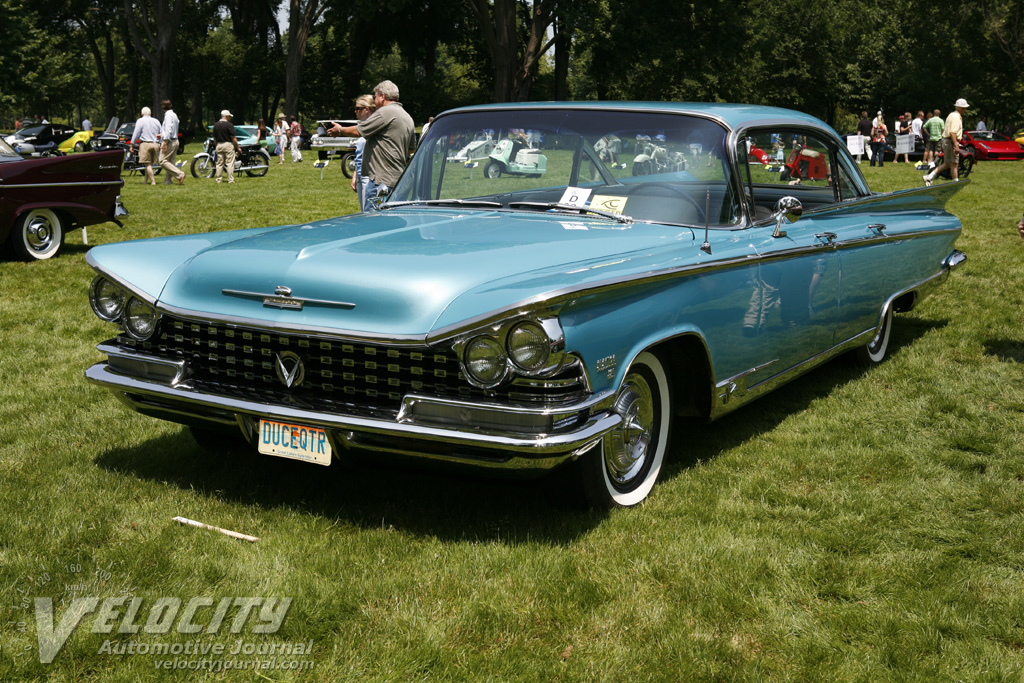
[89,209,707,337]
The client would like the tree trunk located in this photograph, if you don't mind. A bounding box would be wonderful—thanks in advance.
[122,0,185,109]
[284,0,323,117]
[468,0,557,102]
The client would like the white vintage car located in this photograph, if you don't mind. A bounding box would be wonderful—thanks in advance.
[309,120,359,176]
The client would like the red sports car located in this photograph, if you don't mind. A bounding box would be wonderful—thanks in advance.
[0,137,128,261]
[961,130,1024,161]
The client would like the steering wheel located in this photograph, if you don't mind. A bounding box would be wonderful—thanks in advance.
[627,183,707,223]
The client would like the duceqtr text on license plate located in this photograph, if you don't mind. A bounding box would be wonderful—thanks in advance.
[258,419,331,466]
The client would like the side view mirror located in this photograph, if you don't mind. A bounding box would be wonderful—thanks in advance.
[772,196,803,238]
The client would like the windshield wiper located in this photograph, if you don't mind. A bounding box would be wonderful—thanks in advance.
[507,201,633,224]
[382,199,503,209]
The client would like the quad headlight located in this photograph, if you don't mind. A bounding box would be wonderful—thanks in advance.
[123,297,159,340]
[459,317,565,388]
[89,276,125,322]
[464,336,508,387]
[89,275,159,340]
[508,321,551,372]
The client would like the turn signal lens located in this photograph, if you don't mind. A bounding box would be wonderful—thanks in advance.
[123,297,159,340]
[464,336,507,387]
[89,277,125,322]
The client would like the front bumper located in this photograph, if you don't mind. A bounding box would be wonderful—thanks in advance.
[85,347,619,475]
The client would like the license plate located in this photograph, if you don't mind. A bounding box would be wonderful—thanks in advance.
[258,419,331,466]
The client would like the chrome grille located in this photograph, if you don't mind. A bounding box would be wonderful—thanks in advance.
[117,315,588,414]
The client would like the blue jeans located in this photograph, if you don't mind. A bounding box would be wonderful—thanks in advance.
[870,141,885,166]
[363,178,389,211]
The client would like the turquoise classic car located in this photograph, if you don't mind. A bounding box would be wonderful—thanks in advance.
[85,102,966,508]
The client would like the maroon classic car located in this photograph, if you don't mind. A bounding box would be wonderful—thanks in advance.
[0,137,127,261]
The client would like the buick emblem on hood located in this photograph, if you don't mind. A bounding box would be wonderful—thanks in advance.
[275,351,305,388]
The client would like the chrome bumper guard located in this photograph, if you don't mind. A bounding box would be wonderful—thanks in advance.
[86,344,619,472]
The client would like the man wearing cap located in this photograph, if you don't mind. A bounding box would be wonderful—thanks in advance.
[924,98,969,186]
[129,106,162,186]
[213,110,241,184]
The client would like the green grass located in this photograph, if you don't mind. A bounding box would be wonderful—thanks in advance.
[2,157,1024,681]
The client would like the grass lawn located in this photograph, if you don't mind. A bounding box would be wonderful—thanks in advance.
[2,155,1024,681]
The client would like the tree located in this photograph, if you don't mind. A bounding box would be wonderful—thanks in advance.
[122,0,186,110]
[467,0,558,102]
[284,0,325,116]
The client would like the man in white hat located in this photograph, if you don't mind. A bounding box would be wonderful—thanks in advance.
[924,98,969,185]
[213,110,241,184]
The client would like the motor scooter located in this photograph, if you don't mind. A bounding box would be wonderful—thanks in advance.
[484,137,547,179]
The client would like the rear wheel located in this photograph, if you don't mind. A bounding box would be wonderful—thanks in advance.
[9,208,64,261]
[245,150,271,177]
[484,161,503,178]
[576,352,672,508]
[191,154,214,178]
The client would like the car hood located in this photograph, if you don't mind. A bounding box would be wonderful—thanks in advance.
[89,209,713,338]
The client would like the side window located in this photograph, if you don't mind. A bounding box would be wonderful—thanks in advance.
[739,129,852,219]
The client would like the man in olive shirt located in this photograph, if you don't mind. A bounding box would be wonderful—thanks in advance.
[924,98,968,186]
[328,80,414,210]
[922,109,944,165]
[213,110,242,184]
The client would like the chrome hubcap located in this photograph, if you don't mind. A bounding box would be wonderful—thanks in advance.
[605,375,655,486]
[26,216,54,252]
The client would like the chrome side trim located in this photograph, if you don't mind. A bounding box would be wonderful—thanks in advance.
[3,180,124,189]
[85,363,620,460]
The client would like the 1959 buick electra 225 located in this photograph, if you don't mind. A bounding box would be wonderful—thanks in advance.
[85,102,966,508]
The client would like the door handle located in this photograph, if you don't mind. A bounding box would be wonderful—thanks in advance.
[815,231,837,244]
[867,223,886,234]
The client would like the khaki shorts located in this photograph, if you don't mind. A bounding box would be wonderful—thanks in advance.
[138,141,159,165]
[941,137,958,164]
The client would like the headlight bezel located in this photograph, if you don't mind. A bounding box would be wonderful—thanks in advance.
[122,296,160,340]
[456,316,566,389]
[89,276,126,322]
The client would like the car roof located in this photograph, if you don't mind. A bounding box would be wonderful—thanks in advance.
[441,101,835,134]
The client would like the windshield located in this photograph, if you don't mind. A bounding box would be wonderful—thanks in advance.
[14,125,45,138]
[388,108,742,228]
[0,138,21,157]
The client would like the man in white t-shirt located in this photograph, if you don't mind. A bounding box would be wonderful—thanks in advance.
[158,99,186,185]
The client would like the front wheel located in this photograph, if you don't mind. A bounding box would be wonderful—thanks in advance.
[484,160,503,179]
[191,154,214,178]
[8,208,64,261]
[853,306,892,366]
[577,352,672,508]
[959,153,974,178]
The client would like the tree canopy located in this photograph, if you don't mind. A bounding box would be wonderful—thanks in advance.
[1,0,1021,134]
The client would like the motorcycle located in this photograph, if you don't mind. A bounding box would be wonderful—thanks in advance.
[631,136,687,176]
[917,146,975,180]
[190,138,271,178]
[484,136,547,179]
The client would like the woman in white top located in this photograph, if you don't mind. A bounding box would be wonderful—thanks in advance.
[273,114,287,164]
